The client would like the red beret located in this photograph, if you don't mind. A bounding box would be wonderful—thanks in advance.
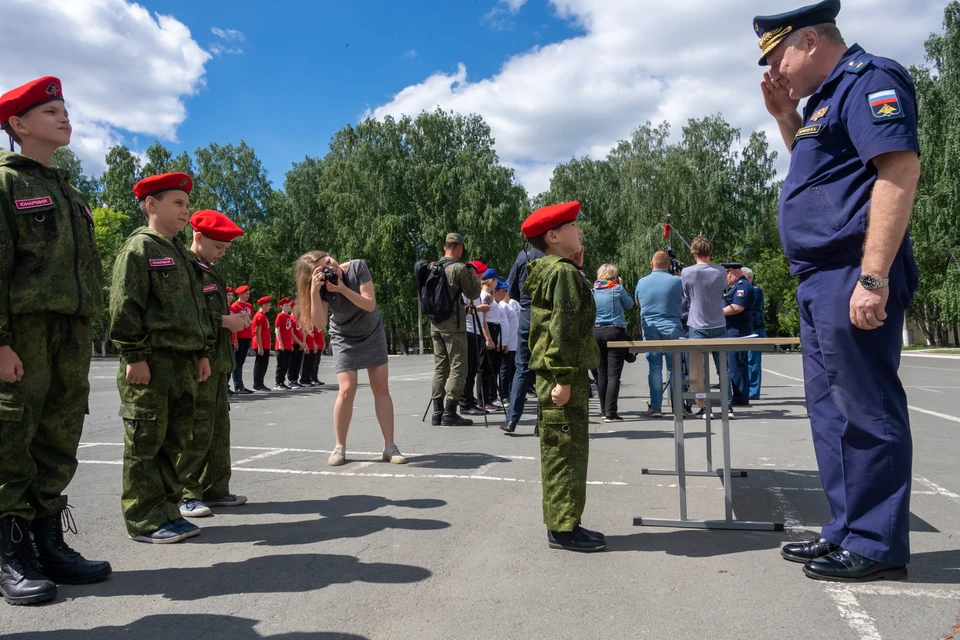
[468,260,488,273]
[0,76,63,128]
[133,173,192,201]
[190,210,244,242]
[278,297,290,306]
[521,201,581,239]
[226,287,234,294]
[257,296,271,305]
[235,285,250,294]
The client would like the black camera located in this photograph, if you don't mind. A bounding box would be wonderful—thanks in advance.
[320,267,339,301]
[666,246,684,276]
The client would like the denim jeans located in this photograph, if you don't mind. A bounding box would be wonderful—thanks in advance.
[643,325,681,410]
[507,311,536,424]
[689,325,732,409]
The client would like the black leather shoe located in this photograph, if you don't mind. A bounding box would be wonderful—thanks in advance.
[803,549,907,583]
[31,508,112,585]
[547,528,606,552]
[781,538,840,563]
[575,524,605,541]
[500,420,517,434]
[0,516,57,605]
[461,404,485,416]
[430,398,444,426]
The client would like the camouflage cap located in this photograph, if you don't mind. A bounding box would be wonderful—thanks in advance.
[445,233,465,245]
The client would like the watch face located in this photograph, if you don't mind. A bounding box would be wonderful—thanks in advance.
[860,274,883,289]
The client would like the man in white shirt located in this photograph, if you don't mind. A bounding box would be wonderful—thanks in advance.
[497,282,519,403]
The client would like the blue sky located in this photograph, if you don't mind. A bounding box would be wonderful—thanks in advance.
[135,0,582,189]
[4,0,948,195]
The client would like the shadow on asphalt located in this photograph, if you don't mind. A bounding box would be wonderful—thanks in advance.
[238,495,446,517]
[605,529,783,557]
[194,514,450,547]
[7,614,368,639]
[590,429,706,441]
[64,554,431,602]
[406,452,512,470]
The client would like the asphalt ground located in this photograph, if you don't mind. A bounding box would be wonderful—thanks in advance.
[3,350,960,640]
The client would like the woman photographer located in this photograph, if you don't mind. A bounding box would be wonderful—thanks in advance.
[592,264,634,422]
[294,251,406,466]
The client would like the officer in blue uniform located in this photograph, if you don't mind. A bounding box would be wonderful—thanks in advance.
[754,0,920,582]
[743,268,766,399]
[721,263,755,412]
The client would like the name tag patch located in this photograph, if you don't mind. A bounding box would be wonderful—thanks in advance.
[868,89,904,121]
[203,283,218,293]
[794,124,823,139]
[149,258,175,268]
[15,197,53,210]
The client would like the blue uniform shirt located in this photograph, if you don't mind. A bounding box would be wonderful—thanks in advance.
[724,276,755,333]
[779,44,920,276]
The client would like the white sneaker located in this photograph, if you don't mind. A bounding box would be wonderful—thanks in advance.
[328,445,346,466]
[179,499,212,518]
[382,443,407,464]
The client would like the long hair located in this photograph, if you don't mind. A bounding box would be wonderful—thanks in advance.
[294,250,330,332]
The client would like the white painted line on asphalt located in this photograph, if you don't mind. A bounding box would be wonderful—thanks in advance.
[901,364,959,371]
[763,369,804,382]
[79,460,123,465]
[232,449,290,465]
[915,387,944,394]
[767,486,807,533]
[228,465,630,486]
[908,406,960,425]
[901,353,960,360]
[914,476,960,505]
[846,584,960,600]
[824,585,882,640]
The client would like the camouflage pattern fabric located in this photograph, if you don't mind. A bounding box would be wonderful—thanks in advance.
[118,350,198,536]
[524,254,600,532]
[187,250,235,375]
[0,314,92,522]
[108,227,214,364]
[176,372,232,502]
[0,151,103,347]
[430,329,468,401]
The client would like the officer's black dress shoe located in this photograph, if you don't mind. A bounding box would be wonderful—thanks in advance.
[500,420,517,434]
[239,388,254,394]
[547,528,606,552]
[781,538,840,563]
[802,549,907,582]
[575,524,605,541]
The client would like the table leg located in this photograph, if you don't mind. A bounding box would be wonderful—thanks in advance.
[718,347,734,522]
[673,351,687,521]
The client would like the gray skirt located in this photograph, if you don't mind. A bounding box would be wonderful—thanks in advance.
[330,322,389,373]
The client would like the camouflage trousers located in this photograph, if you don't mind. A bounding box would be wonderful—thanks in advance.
[0,313,91,522]
[175,371,232,502]
[536,371,590,532]
[431,330,468,402]
[118,350,198,537]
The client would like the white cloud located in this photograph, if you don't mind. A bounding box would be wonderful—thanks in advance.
[211,27,245,41]
[502,0,529,13]
[1,0,211,175]
[404,49,418,59]
[372,0,947,195]
[210,26,245,55]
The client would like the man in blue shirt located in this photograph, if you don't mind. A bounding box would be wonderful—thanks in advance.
[755,0,920,582]
[722,263,755,412]
[635,252,683,417]
[501,246,545,435]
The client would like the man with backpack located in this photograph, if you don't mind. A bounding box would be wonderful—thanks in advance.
[418,233,482,426]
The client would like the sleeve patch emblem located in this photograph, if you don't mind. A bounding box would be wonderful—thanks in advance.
[868,89,904,121]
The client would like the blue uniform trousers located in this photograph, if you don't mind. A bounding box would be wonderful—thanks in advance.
[507,311,536,424]
[726,326,751,406]
[748,326,766,398]
[798,253,917,565]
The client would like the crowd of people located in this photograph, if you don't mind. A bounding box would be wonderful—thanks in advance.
[0,0,924,608]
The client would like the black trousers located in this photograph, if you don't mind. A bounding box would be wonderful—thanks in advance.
[275,350,291,386]
[253,350,270,389]
[232,337,251,390]
[594,325,628,418]
[312,351,322,382]
[288,345,304,383]
[300,352,316,384]
[482,323,503,403]
[460,332,482,409]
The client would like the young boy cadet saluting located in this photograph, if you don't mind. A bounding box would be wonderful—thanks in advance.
[0,76,111,606]
[109,172,216,544]
[522,201,604,553]
[176,210,250,519]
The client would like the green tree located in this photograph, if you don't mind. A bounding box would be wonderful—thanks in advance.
[52,147,99,204]
[99,145,142,237]
[91,207,128,354]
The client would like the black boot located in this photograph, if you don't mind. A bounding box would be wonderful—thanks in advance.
[441,400,474,426]
[0,516,57,605]
[547,528,606,552]
[31,508,112,585]
[430,398,444,426]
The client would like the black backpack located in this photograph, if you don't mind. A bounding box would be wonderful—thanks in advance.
[415,258,457,325]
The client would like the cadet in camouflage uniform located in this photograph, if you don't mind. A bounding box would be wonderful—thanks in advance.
[428,232,482,426]
[522,201,604,553]
[0,76,111,605]
[109,172,216,544]
[176,210,250,519]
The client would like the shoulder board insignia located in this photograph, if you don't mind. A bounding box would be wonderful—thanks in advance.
[845,55,872,74]
[149,258,175,268]
[203,283,218,293]
[15,196,53,210]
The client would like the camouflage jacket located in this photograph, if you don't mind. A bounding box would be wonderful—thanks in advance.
[432,259,482,333]
[524,254,600,385]
[109,227,215,363]
[187,249,235,374]
[0,151,103,347]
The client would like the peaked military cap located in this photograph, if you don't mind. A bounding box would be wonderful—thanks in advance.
[753,0,841,65]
